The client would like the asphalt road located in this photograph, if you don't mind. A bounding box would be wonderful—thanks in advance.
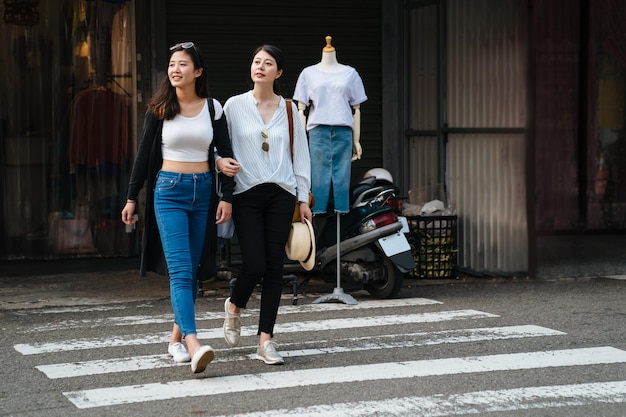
[1,272,625,416]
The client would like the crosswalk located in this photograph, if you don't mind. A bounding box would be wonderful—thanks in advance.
[218,382,626,417]
[11,294,626,415]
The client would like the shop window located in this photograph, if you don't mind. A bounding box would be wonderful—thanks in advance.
[0,0,136,259]
[591,47,626,229]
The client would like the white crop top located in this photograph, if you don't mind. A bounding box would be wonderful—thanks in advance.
[161,100,218,162]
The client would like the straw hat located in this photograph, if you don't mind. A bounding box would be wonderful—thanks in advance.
[285,218,316,271]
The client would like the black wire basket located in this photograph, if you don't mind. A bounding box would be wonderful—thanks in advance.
[405,215,458,279]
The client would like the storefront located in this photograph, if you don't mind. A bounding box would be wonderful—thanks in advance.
[0,0,385,263]
[2,0,626,278]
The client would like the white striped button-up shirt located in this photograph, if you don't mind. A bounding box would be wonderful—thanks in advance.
[224,91,311,203]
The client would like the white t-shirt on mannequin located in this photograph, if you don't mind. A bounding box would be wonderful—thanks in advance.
[293,37,367,161]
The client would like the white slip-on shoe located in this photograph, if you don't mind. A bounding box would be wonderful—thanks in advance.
[255,340,284,365]
[190,345,214,373]
[223,297,241,346]
[168,342,190,363]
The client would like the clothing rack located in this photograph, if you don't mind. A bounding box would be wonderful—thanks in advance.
[83,72,132,97]
[106,73,132,97]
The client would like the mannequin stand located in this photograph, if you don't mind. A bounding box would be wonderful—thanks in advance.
[313,213,358,305]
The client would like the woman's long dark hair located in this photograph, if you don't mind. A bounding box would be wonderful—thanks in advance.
[149,43,209,120]
[252,44,284,95]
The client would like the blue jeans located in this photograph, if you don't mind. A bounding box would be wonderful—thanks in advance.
[309,125,353,213]
[154,170,212,338]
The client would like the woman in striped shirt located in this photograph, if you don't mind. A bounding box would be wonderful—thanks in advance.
[222,45,312,365]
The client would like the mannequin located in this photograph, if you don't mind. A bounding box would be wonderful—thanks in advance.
[293,36,367,215]
[297,36,363,164]
[293,36,367,304]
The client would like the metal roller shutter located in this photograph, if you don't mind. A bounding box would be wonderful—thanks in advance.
[164,0,383,180]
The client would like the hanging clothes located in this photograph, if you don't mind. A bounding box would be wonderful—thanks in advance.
[70,88,130,170]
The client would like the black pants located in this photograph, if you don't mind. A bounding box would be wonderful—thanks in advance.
[231,183,295,336]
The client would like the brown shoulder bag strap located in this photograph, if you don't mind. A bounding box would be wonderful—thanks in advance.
[286,98,294,162]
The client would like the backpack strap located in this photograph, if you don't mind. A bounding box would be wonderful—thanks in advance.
[207,98,216,129]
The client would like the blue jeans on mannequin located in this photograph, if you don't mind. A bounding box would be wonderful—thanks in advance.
[154,170,211,337]
[308,125,353,214]
[231,183,294,337]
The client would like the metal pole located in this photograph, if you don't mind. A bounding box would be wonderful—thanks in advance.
[312,213,357,304]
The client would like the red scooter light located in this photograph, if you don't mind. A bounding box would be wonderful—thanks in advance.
[385,198,403,211]
[360,212,398,233]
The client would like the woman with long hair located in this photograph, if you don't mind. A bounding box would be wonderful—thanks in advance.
[122,42,240,373]
[222,45,311,364]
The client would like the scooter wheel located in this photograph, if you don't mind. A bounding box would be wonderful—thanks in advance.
[364,256,404,299]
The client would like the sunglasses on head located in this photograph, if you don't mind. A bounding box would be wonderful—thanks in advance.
[169,42,203,67]
[169,42,196,51]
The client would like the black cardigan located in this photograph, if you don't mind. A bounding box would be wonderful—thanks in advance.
[126,99,235,277]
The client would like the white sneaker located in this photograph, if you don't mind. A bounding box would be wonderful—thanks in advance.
[223,297,241,346]
[256,340,284,365]
[168,342,190,363]
[191,345,215,373]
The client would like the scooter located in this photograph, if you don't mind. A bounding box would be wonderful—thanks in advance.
[284,172,415,299]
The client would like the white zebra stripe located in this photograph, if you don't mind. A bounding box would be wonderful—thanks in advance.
[19,297,442,333]
[213,381,626,417]
[12,303,155,316]
[37,325,564,379]
[63,346,626,409]
[15,309,496,355]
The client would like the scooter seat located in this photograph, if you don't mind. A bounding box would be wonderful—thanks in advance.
[350,177,378,205]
